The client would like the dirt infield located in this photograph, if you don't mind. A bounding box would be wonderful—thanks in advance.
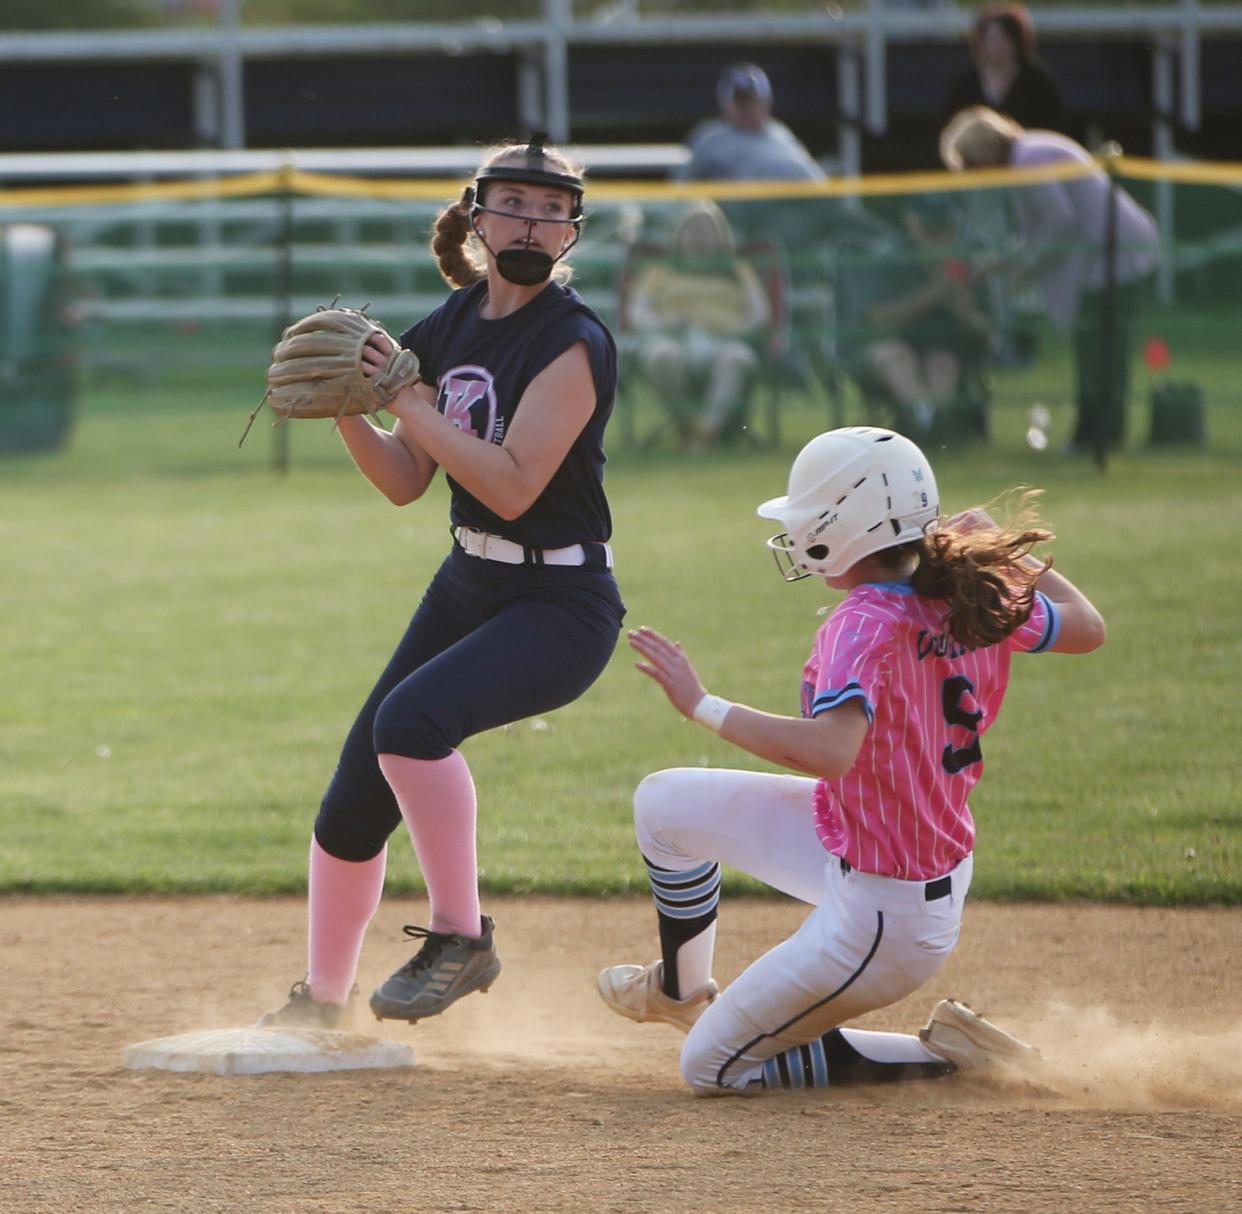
[4,895,1240,1214]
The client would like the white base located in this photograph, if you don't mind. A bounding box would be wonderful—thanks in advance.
[122,1027,415,1076]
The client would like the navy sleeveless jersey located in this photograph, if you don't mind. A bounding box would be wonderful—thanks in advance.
[399,280,616,549]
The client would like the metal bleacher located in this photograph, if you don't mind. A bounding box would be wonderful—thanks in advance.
[4,2,1239,381]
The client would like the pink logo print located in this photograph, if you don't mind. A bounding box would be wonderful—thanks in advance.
[439,365,498,441]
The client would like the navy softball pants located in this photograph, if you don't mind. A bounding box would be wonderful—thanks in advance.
[314,545,625,862]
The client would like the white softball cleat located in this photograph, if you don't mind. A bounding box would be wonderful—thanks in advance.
[596,961,718,1034]
[919,997,1042,1072]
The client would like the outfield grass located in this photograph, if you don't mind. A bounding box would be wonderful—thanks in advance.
[0,344,1238,902]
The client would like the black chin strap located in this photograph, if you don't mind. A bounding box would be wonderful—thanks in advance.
[469,203,581,286]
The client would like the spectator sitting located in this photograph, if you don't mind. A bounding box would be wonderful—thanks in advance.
[859,193,992,443]
[623,201,772,448]
[940,106,1159,452]
[943,2,1072,137]
[679,63,826,183]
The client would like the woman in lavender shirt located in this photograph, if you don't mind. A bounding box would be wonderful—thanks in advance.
[940,106,1159,452]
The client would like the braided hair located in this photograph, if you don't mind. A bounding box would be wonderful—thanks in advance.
[430,188,483,289]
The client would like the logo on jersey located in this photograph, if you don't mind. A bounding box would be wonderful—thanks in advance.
[437,365,501,444]
[916,628,970,662]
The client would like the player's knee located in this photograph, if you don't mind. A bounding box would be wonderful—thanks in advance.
[678,1036,714,1091]
[679,1036,738,1094]
[372,695,454,762]
[313,803,391,863]
[680,1040,765,1096]
[632,769,682,849]
[315,748,403,860]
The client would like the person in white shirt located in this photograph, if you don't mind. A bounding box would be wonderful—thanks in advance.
[680,63,826,183]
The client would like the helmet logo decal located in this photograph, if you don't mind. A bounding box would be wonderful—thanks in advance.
[808,513,838,540]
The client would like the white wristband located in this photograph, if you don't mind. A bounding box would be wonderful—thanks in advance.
[692,693,733,733]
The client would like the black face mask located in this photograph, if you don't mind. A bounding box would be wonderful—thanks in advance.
[495,245,555,286]
[469,190,581,288]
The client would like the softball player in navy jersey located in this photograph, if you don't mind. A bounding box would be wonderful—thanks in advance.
[262,136,624,1028]
[598,427,1105,1092]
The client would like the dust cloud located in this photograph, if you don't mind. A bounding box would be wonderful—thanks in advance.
[1026,1001,1242,1111]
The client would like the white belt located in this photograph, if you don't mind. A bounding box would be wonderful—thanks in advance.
[452,526,613,569]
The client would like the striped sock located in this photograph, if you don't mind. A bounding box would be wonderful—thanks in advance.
[761,1029,954,1089]
[643,855,721,1001]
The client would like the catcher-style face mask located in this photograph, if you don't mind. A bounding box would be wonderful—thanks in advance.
[468,133,584,286]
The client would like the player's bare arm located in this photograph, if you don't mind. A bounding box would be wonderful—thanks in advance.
[335,336,438,505]
[335,400,439,507]
[386,340,595,521]
[628,625,868,780]
[1029,562,1106,653]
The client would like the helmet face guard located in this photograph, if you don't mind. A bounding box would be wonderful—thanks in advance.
[467,133,584,286]
[757,427,940,581]
[762,533,818,582]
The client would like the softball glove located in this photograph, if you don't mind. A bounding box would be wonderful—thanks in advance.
[240,302,420,445]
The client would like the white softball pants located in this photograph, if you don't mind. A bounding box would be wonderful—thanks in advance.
[633,767,972,1093]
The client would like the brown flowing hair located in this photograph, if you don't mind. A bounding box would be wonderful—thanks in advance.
[877,489,1053,650]
[429,139,585,289]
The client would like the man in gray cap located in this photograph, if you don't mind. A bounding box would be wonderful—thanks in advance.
[680,63,827,182]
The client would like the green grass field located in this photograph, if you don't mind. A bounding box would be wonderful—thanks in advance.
[1,333,1238,903]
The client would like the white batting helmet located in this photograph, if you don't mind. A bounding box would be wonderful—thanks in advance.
[756,427,939,580]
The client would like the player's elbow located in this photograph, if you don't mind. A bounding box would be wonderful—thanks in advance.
[381,479,427,507]
[488,479,543,521]
[1075,609,1107,653]
[814,753,858,782]
[1082,610,1107,652]
[477,456,541,521]
[489,494,532,522]
[780,741,856,782]
[1053,604,1107,654]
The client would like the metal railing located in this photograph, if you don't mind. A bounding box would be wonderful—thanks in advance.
[0,1,1233,171]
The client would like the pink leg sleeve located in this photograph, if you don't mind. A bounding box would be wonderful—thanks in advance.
[307,836,386,1005]
[378,750,481,939]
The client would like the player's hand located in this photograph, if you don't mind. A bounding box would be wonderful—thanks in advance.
[363,334,425,418]
[628,626,708,720]
[945,506,997,534]
[362,331,395,376]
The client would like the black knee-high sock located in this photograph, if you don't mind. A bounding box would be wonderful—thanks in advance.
[642,855,720,1001]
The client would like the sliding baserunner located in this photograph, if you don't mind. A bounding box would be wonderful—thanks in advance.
[598,426,1105,1093]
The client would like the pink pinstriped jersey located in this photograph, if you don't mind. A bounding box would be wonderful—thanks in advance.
[802,580,1061,880]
